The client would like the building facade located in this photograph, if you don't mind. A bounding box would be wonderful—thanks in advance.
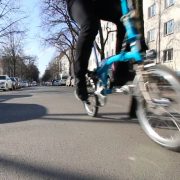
[143,0,180,72]
[59,53,70,77]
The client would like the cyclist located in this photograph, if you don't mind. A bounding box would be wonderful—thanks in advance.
[65,0,148,117]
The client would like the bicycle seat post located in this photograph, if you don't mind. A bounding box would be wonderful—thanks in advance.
[93,42,101,68]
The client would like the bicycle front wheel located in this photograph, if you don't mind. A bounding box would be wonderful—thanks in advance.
[136,65,180,151]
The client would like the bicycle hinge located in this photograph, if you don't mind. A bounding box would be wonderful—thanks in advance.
[94,83,107,107]
[120,10,136,22]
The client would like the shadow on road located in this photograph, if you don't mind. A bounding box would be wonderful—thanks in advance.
[42,112,139,124]
[0,94,32,103]
[0,103,47,124]
[0,155,104,180]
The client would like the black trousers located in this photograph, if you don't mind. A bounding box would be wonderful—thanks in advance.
[68,0,130,83]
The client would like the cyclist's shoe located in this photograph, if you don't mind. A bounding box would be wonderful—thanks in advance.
[74,77,90,105]
[114,85,130,94]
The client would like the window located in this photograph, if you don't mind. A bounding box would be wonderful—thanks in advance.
[147,29,155,42]
[148,3,156,18]
[163,49,173,62]
[165,0,175,8]
[0,76,6,80]
[164,19,174,35]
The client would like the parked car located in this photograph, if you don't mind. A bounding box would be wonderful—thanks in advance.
[0,75,13,91]
[60,76,67,86]
[31,81,37,86]
[21,81,29,87]
[10,77,18,90]
[14,77,21,89]
[44,81,52,86]
[52,80,61,86]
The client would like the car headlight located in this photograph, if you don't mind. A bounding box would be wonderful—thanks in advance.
[0,82,5,85]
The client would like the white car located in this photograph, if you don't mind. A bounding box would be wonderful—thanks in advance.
[0,75,13,91]
[31,81,37,86]
[53,80,61,86]
[21,81,29,87]
[60,77,67,86]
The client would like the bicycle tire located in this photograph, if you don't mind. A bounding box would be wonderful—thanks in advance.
[135,64,180,151]
[84,94,99,117]
[83,73,99,117]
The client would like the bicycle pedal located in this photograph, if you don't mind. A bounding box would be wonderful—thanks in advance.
[152,98,171,106]
[94,91,107,106]
[113,85,131,94]
[98,96,107,107]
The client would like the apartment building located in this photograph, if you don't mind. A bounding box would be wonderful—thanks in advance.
[144,0,180,72]
[51,52,70,79]
[59,53,70,77]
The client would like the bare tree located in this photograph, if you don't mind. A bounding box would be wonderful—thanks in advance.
[26,63,40,82]
[0,0,32,78]
[1,24,26,76]
[96,22,117,60]
[0,0,26,44]
[41,0,78,68]
[41,0,121,76]
[42,68,52,82]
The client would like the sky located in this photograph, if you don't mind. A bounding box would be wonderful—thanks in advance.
[21,0,57,77]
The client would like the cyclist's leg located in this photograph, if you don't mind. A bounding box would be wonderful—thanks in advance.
[69,0,100,101]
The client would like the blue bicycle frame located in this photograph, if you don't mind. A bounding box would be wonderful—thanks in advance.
[95,0,143,92]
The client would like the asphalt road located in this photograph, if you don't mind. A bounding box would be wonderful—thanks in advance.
[0,86,179,180]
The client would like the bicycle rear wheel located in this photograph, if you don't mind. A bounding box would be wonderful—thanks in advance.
[83,74,99,117]
[136,65,180,151]
[84,93,99,117]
